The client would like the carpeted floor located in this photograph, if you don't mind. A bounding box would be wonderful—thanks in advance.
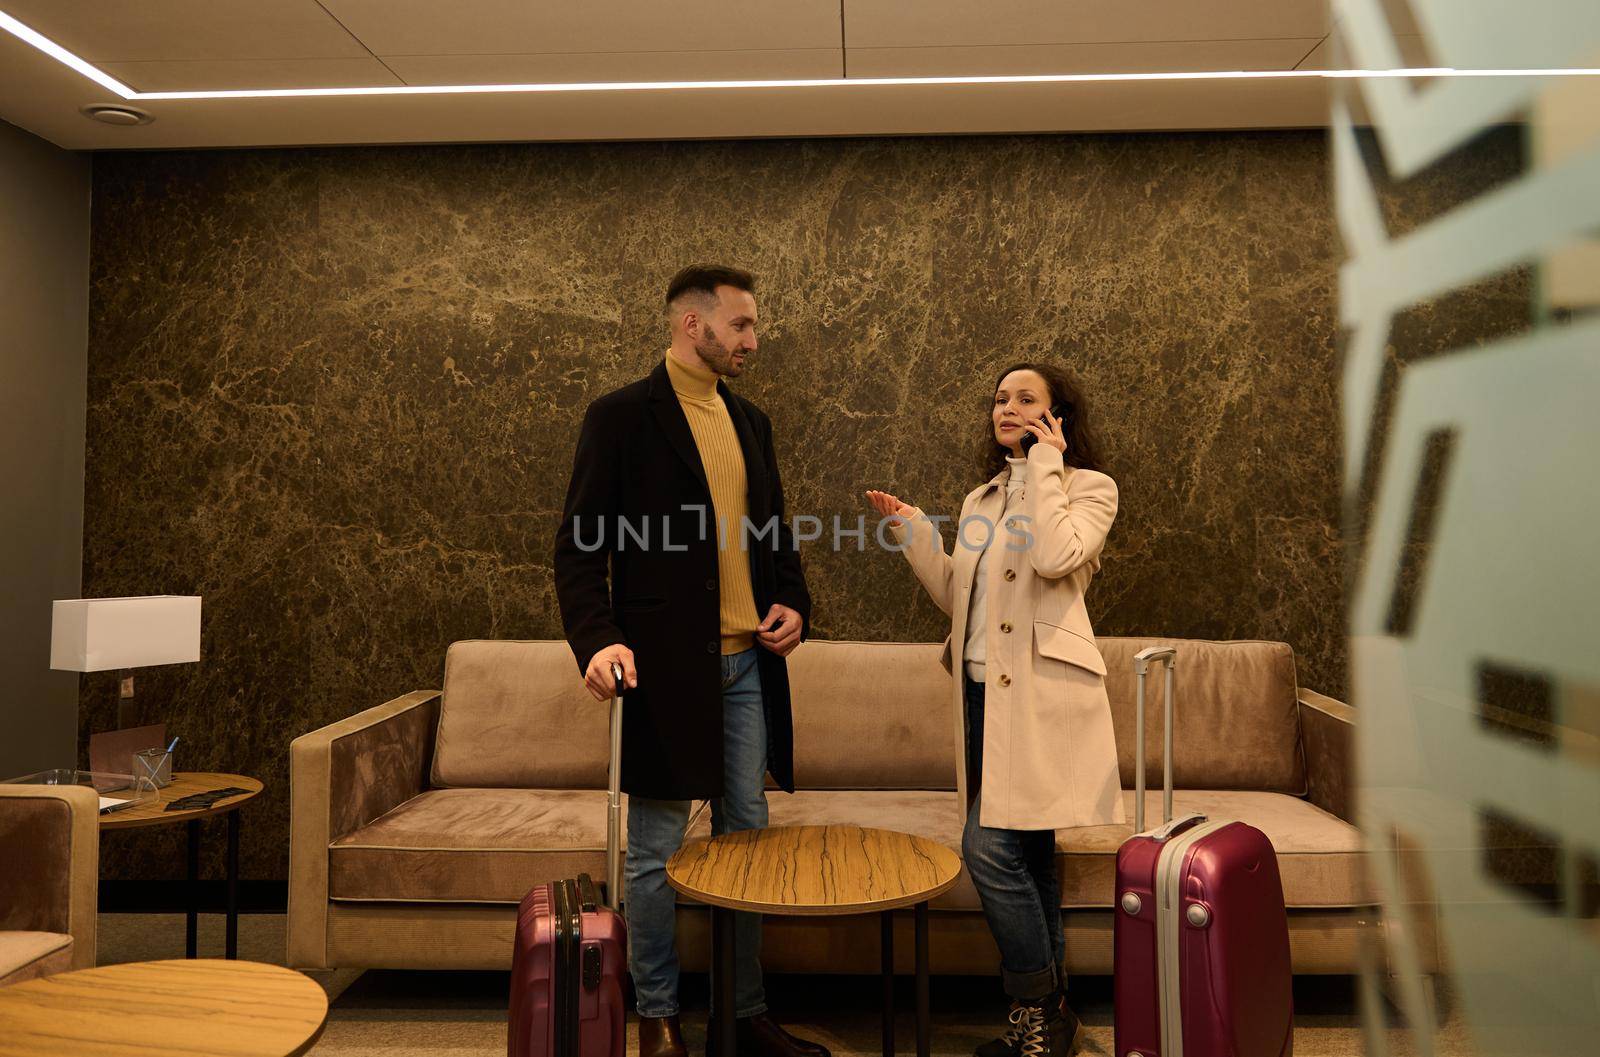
[96,914,1470,1056]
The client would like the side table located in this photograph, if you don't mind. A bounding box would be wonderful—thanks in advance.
[100,771,264,959]
[0,959,327,1056]
[667,824,962,1057]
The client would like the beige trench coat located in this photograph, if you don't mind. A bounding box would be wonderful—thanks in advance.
[888,442,1125,832]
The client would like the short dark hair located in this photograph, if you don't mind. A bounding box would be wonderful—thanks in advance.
[665,264,756,308]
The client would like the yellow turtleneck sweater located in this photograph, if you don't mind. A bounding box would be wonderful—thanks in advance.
[665,353,761,654]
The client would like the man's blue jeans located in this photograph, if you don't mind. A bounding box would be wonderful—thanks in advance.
[962,674,1066,1001]
[626,647,769,1019]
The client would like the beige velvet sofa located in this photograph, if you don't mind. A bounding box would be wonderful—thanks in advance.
[0,784,99,986]
[290,637,1429,979]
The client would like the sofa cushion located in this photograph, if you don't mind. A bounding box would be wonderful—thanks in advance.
[786,641,957,789]
[757,789,1367,909]
[1098,638,1307,795]
[330,788,629,903]
[330,789,952,905]
[331,786,1366,909]
[428,637,1306,796]
[787,637,1307,794]
[1068,790,1369,908]
[0,932,72,987]
[431,640,610,789]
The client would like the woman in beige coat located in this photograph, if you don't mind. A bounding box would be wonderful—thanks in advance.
[866,362,1121,1057]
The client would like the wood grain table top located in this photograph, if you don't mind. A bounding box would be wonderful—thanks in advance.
[666,824,962,916]
[0,959,327,1057]
[99,772,264,830]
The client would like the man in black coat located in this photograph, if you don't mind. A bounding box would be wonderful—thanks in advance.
[554,265,824,1057]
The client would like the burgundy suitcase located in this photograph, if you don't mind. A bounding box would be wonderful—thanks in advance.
[1113,646,1294,1057]
[508,664,629,1057]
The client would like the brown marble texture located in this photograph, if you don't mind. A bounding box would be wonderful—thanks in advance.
[82,131,1523,882]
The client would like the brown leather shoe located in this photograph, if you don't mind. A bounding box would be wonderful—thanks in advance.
[706,1013,831,1057]
[640,1014,688,1057]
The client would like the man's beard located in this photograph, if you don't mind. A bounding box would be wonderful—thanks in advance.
[694,325,744,377]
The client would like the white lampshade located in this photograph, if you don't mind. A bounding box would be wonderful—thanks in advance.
[50,596,202,672]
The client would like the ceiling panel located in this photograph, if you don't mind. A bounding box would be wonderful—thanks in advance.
[1382,0,1425,38]
[0,7,1356,151]
[321,0,842,57]
[0,0,368,62]
[844,0,1329,49]
[1297,34,1434,70]
[0,77,1332,154]
[316,0,529,54]
[386,50,842,86]
[849,39,1323,78]
[100,58,404,94]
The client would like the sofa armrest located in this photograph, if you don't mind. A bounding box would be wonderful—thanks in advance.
[288,689,441,970]
[1299,687,1356,823]
[0,785,99,969]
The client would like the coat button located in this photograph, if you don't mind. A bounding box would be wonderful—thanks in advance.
[706,641,718,653]
[1004,569,1016,581]
[1000,622,1013,634]
[997,674,1011,687]
[705,578,717,591]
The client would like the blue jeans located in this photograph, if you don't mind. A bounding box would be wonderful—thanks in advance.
[626,647,769,1019]
[962,674,1066,1001]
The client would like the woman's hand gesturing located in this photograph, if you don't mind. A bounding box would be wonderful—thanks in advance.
[865,490,916,527]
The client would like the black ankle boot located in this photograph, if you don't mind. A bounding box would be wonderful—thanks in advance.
[1008,993,1083,1057]
[975,991,1082,1057]
[973,1003,1029,1057]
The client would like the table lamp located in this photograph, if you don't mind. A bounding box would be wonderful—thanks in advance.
[50,596,202,729]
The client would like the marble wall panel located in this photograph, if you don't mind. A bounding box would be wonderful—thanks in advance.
[83,131,1521,881]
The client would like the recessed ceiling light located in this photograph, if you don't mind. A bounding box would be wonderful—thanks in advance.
[81,103,152,126]
[3,8,1598,105]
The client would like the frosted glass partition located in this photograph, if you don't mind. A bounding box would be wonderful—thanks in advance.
[1332,0,1600,1051]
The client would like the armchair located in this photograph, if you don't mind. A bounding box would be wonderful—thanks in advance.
[0,784,98,985]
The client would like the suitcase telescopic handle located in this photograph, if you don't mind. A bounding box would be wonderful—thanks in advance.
[1132,645,1177,835]
[606,661,625,911]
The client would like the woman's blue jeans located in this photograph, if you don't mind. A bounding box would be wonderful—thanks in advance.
[963,673,1066,1001]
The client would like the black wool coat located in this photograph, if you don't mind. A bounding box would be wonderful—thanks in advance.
[552,358,812,801]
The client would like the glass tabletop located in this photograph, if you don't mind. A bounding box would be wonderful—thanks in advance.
[3,768,161,815]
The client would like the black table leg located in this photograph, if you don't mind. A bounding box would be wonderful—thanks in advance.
[881,910,896,1057]
[713,907,737,1057]
[915,901,930,1057]
[186,819,200,958]
[226,810,240,959]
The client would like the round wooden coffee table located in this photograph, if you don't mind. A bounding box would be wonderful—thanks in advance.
[101,772,264,959]
[667,824,962,1057]
[0,959,327,1056]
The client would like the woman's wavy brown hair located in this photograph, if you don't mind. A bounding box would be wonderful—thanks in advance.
[978,361,1105,480]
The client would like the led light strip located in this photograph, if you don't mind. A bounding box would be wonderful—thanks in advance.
[4,9,1597,104]
[1,10,136,97]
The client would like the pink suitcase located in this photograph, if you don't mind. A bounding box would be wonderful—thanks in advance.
[1113,646,1294,1057]
[508,664,629,1057]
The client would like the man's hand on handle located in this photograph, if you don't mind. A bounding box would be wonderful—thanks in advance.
[756,603,802,657]
[586,644,636,701]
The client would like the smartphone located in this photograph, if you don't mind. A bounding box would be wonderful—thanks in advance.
[1019,404,1069,450]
